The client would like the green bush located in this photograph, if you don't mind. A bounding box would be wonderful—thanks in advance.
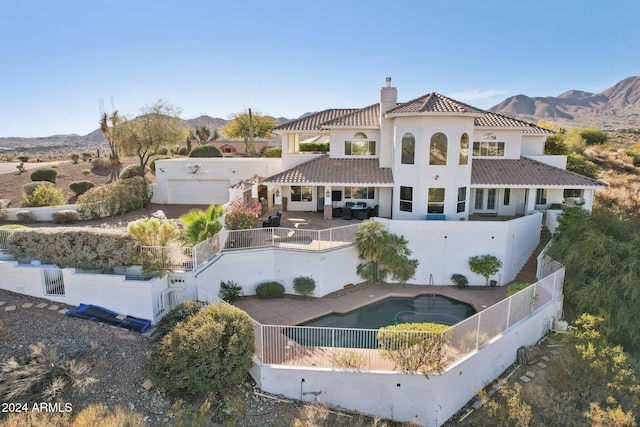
[451,273,469,288]
[150,155,171,172]
[23,181,54,196]
[299,142,329,153]
[90,157,111,170]
[6,227,137,270]
[170,145,180,154]
[51,210,80,224]
[17,155,29,163]
[188,145,222,158]
[147,302,255,395]
[153,300,207,341]
[219,280,243,303]
[256,281,285,299]
[507,282,531,296]
[156,147,168,155]
[78,177,152,219]
[70,153,80,164]
[69,180,95,196]
[119,164,150,179]
[81,152,93,161]
[178,146,189,155]
[378,323,450,374]
[30,168,57,183]
[15,210,36,223]
[263,147,282,158]
[21,185,64,207]
[82,168,91,175]
[293,276,315,299]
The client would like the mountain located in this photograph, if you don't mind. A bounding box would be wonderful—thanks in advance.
[490,76,640,128]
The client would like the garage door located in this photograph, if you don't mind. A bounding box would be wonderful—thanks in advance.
[167,179,230,205]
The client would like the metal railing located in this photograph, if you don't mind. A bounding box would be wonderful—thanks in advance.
[43,267,65,296]
[0,229,11,250]
[249,267,565,373]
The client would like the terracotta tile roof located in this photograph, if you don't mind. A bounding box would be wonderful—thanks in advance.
[275,109,358,131]
[321,103,380,127]
[387,93,485,115]
[475,112,553,135]
[471,157,606,187]
[228,174,262,189]
[263,155,394,185]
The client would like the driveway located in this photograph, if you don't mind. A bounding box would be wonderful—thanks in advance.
[0,161,67,175]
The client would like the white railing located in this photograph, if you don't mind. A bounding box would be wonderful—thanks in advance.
[250,266,564,373]
[43,267,65,296]
[138,245,193,271]
[0,229,12,250]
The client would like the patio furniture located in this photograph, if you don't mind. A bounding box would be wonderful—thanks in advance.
[371,205,379,217]
[263,211,282,227]
[356,208,369,220]
[345,202,355,208]
[356,202,367,208]
[332,207,343,218]
[342,208,352,220]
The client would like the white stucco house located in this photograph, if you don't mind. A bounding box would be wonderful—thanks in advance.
[265,77,603,221]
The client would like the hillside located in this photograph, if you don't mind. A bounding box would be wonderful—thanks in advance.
[490,76,640,129]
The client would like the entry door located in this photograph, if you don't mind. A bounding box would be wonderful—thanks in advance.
[474,188,497,213]
[317,186,325,212]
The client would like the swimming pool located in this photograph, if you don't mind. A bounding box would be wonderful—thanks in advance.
[285,295,475,348]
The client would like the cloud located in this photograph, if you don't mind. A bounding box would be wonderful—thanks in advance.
[446,89,509,103]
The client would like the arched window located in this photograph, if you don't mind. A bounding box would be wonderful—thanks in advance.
[354,132,368,139]
[401,132,415,164]
[459,133,469,165]
[430,132,447,165]
[473,132,505,157]
[344,132,376,155]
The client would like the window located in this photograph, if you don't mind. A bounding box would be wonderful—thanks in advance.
[457,187,466,213]
[291,186,312,202]
[536,188,548,205]
[459,133,469,165]
[564,189,582,198]
[345,187,375,199]
[430,133,447,165]
[345,132,376,156]
[503,188,511,205]
[473,133,505,157]
[400,186,413,212]
[428,188,445,213]
[401,132,415,164]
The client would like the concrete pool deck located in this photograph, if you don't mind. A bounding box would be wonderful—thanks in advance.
[233,283,509,326]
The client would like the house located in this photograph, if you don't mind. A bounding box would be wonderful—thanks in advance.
[264,77,604,220]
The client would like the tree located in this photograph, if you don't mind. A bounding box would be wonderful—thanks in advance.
[566,153,599,179]
[179,204,224,246]
[221,108,279,156]
[119,100,189,178]
[468,254,502,286]
[99,105,123,182]
[544,130,569,155]
[191,125,219,146]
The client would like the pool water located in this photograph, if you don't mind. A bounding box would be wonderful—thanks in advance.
[285,295,475,348]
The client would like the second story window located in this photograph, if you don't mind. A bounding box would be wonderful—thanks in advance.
[345,132,376,156]
[473,132,505,157]
[460,133,469,165]
[430,132,447,165]
[401,132,415,164]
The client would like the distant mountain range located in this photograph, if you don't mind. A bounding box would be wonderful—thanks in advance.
[489,76,640,129]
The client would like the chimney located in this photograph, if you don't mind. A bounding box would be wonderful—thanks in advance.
[380,76,397,115]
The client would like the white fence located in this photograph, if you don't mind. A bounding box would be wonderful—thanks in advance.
[251,268,564,372]
[0,229,10,250]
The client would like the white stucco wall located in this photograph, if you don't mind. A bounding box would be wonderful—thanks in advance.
[520,135,546,156]
[5,204,82,222]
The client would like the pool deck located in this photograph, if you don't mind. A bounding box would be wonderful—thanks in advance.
[234,283,509,326]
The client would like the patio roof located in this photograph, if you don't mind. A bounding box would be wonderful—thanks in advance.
[263,154,394,186]
[471,157,606,188]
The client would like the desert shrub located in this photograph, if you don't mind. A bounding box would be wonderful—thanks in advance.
[6,227,137,270]
[81,152,93,161]
[70,404,147,427]
[15,210,37,223]
[188,145,222,158]
[219,280,243,303]
[299,142,329,152]
[22,181,54,196]
[0,411,70,427]
[224,198,261,230]
[49,163,59,168]
[256,281,285,299]
[566,153,599,179]
[150,155,171,172]
[507,282,531,296]
[155,147,168,155]
[69,180,95,196]
[17,155,29,163]
[21,185,64,207]
[178,146,189,155]
[169,399,212,427]
[90,157,111,170]
[293,276,316,299]
[51,210,80,224]
[377,322,450,374]
[451,273,469,288]
[152,300,207,341]
[70,153,80,164]
[81,168,91,175]
[78,176,152,219]
[147,302,255,395]
[334,350,367,369]
[1,154,14,161]
[263,147,282,158]
[0,342,97,406]
[119,164,150,179]
[0,207,6,222]
[128,218,181,273]
[170,145,180,154]
[29,167,57,183]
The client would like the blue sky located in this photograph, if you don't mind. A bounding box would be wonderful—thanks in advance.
[1,0,638,137]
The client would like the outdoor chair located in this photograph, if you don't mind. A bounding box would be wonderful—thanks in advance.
[332,207,343,218]
[357,208,369,220]
[262,211,282,227]
[342,208,352,220]
[345,201,355,208]
[356,202,366,208]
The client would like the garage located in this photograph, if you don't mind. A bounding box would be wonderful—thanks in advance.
[167,179,230,205]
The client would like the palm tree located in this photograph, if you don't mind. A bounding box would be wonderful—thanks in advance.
[355,220,389,283]
[179,204,224,246]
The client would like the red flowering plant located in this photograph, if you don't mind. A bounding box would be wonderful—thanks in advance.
[224,198,262,230]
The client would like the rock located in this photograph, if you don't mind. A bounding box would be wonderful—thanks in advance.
[142,379,153,390]
[0,199,9,208]
[151,210,167,219]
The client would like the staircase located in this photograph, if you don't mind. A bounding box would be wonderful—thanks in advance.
[511,227,552,284]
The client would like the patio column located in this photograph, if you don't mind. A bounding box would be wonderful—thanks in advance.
[324,186,332,220]
[526,188,537,213]
[274,186,283,212]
